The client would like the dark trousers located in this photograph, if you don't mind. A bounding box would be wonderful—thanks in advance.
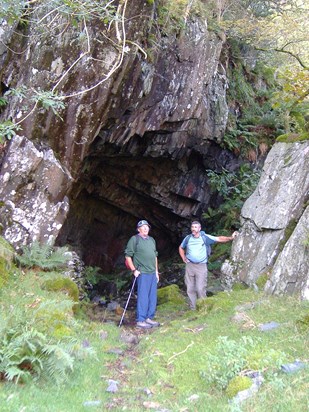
[136,273,157,322]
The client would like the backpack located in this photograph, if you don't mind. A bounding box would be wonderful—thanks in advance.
[124,235,155,269]
[182,231,212,258]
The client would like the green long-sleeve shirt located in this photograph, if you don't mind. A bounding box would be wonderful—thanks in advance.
[125,235,158,274]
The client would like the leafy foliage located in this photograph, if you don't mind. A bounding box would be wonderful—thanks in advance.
[200,334,287,390]
[203,164,260,231]
[31,89,66,118]
[0,87,65,142]
[83,265,102,286]
[16,241,70,270]
[0,121,22,144]
[0,0,116,25]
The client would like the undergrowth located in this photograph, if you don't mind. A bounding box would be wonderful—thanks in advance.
[0,265,308,411]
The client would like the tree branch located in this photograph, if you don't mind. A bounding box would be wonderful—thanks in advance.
[255,46,309,70]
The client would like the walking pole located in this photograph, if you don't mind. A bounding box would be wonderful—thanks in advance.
[118,276,137,327]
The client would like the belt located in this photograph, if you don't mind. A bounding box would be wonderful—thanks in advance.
[188,261,207,264]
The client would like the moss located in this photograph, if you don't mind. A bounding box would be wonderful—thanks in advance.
[276,132,309,143]
[42,277,79,302]
[0,236,14,262]
[278,219,298,254]
[197,292,235,313]
[157,284,186,306]
[296,313,309,332]
[225,376,252,398]
[232,282,249,291]
[0,236,16,289]
[52,324,74,339]
[255,273,269,289]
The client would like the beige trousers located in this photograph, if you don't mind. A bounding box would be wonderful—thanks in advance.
[184,262,207,309]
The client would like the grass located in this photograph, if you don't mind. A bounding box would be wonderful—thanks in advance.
[0,270,308,411]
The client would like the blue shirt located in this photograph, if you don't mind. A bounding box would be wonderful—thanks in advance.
[181,234,217,263]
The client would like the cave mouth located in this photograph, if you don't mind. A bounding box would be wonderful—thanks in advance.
[56,154,208,271]
[56,136,238,272]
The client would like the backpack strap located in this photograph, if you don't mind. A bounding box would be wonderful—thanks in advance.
[201,232,212,257]
[134,234,139,252]
[183,232,212,257]
[182,234,192,249]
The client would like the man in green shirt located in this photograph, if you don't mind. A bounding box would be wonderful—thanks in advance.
[125,220,160,329]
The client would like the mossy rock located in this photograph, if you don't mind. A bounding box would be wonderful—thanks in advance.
[276,132,309,143]
[157,284,186,306]
[0,236,16,289]
[42,277,79,303]
[225,376,252,398]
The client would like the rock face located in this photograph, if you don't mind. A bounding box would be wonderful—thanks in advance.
[222,141,309,299]
[0,3,238,270]
[0,2,306,300]
[0,135,72,247]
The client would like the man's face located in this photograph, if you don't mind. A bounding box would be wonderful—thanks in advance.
[138,224,150,236]
[191,223,201,236]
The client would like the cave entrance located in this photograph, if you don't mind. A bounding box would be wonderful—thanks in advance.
[56,133,237,273]
[56,143,208,272]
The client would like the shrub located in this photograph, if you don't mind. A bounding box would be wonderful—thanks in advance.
[200,336,255,389]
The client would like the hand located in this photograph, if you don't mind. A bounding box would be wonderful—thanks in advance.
[156,271,160,283]
[133,269,140,278]
[232,231,239,239]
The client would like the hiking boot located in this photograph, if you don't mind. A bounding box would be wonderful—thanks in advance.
[136,321,153,329]
[145,318,160,327]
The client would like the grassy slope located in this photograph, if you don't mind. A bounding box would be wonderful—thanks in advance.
[0,270,308,412]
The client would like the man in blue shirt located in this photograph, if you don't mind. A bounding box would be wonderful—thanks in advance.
[179,221,238,310]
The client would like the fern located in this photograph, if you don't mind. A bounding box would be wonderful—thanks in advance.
[16,241,70,270]
[0,295,94,384]
[0,325,92,383]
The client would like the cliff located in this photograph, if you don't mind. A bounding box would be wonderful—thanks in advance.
[0,1,307,298]
[0,2,234,268]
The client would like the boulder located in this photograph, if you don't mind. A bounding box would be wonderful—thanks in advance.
[221,141,309,299]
